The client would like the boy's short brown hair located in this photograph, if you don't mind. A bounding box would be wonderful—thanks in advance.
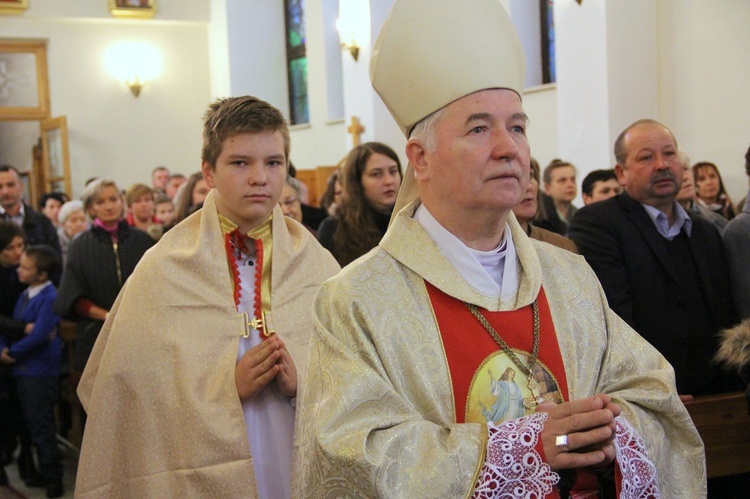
[201,96,290,170]
[24,244,60,278]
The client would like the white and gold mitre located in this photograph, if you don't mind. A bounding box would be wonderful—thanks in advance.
[370,0,526,138]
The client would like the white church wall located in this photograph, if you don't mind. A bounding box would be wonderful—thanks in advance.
[223,0,288,115]
[322,0,344,122]
[658,0,750,203]
[554,0,619,185]
[208,0,232,99]
[349,0,404,162]
[510,0,543,88]
[523,85,559,170]
[606,0,659,161]
[0,1,212,199]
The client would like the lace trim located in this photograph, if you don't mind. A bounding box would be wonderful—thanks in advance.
[224,230,244,307]
[224,229,262,317]
[472,412,559,498]
[615,417,660,499]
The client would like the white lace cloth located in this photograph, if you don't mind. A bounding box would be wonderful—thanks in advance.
[472,412,559,498]
[615,417,660,498]
[472,415,660,498]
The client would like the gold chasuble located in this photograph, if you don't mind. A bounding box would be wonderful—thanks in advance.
[299,200,705,498]
[76,191,340,497]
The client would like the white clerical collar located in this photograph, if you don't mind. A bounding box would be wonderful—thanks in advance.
[413,204,518,299]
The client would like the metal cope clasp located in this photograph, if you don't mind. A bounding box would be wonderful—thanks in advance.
[239,310,276,339]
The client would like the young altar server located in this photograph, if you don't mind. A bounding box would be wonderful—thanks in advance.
[75,96,340,497]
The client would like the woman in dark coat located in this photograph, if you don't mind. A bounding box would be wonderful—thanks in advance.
[317,142,402,266]
[54,179,153,374]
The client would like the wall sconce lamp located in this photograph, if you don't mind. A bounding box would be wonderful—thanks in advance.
[127,77,144,98]
[576,0,583,4]
[336,18,360,61]
[104,41,163,98]
[336,0,368,62]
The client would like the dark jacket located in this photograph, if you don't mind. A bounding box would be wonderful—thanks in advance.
[533,193,569,236]
[21,204,61,256]
[21,204,62,284]
[53,221,153,371]
[569,191,737,395]
[317,208,391,267]
[0,265,27,377]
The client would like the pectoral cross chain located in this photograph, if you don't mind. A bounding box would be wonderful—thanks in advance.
[523,376,545,409]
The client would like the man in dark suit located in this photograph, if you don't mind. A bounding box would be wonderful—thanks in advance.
[569,119,737,398]
[0,165,61,256]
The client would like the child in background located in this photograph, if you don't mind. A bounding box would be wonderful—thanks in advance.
[155,194,176,228]
[0,245,64,498]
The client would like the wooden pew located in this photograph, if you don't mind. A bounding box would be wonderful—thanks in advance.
[296,164,340,207]
[684,391,750,478]
[58,319,84,449]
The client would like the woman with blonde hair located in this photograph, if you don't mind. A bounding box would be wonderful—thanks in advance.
[54,179,153,374]
[317,142,402,266]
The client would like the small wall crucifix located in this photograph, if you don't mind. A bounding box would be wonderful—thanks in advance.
[347,116,365,147]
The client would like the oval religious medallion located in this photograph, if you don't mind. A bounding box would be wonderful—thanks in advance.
[466,349,563,425]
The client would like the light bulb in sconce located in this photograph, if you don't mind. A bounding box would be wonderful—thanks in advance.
[336,17,359,61]
[336,0,369,62]
[104,41,163,97]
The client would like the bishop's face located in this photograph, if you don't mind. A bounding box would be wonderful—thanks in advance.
[414,88,530,233]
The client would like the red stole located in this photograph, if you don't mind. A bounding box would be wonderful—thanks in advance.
[425,283,569,424]
[427,283,608,497]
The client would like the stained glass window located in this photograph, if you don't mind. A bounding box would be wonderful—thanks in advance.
[540,0,556,84]
[285,0,309,124]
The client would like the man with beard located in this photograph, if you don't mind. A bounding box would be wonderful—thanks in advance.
[569,119,738,401]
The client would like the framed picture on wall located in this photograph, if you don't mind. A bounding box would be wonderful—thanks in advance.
[0,39,51,120]
[109,0,156,19]
[0,1,28,16]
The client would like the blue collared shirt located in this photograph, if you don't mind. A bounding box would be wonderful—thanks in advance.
[641,202,692,240]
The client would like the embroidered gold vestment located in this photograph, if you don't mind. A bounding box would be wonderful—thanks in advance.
[76,191,340,497]
[298,200,705,498]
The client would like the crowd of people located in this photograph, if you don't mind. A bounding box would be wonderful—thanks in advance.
[0,164,196,496]
[1,0,749,497]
